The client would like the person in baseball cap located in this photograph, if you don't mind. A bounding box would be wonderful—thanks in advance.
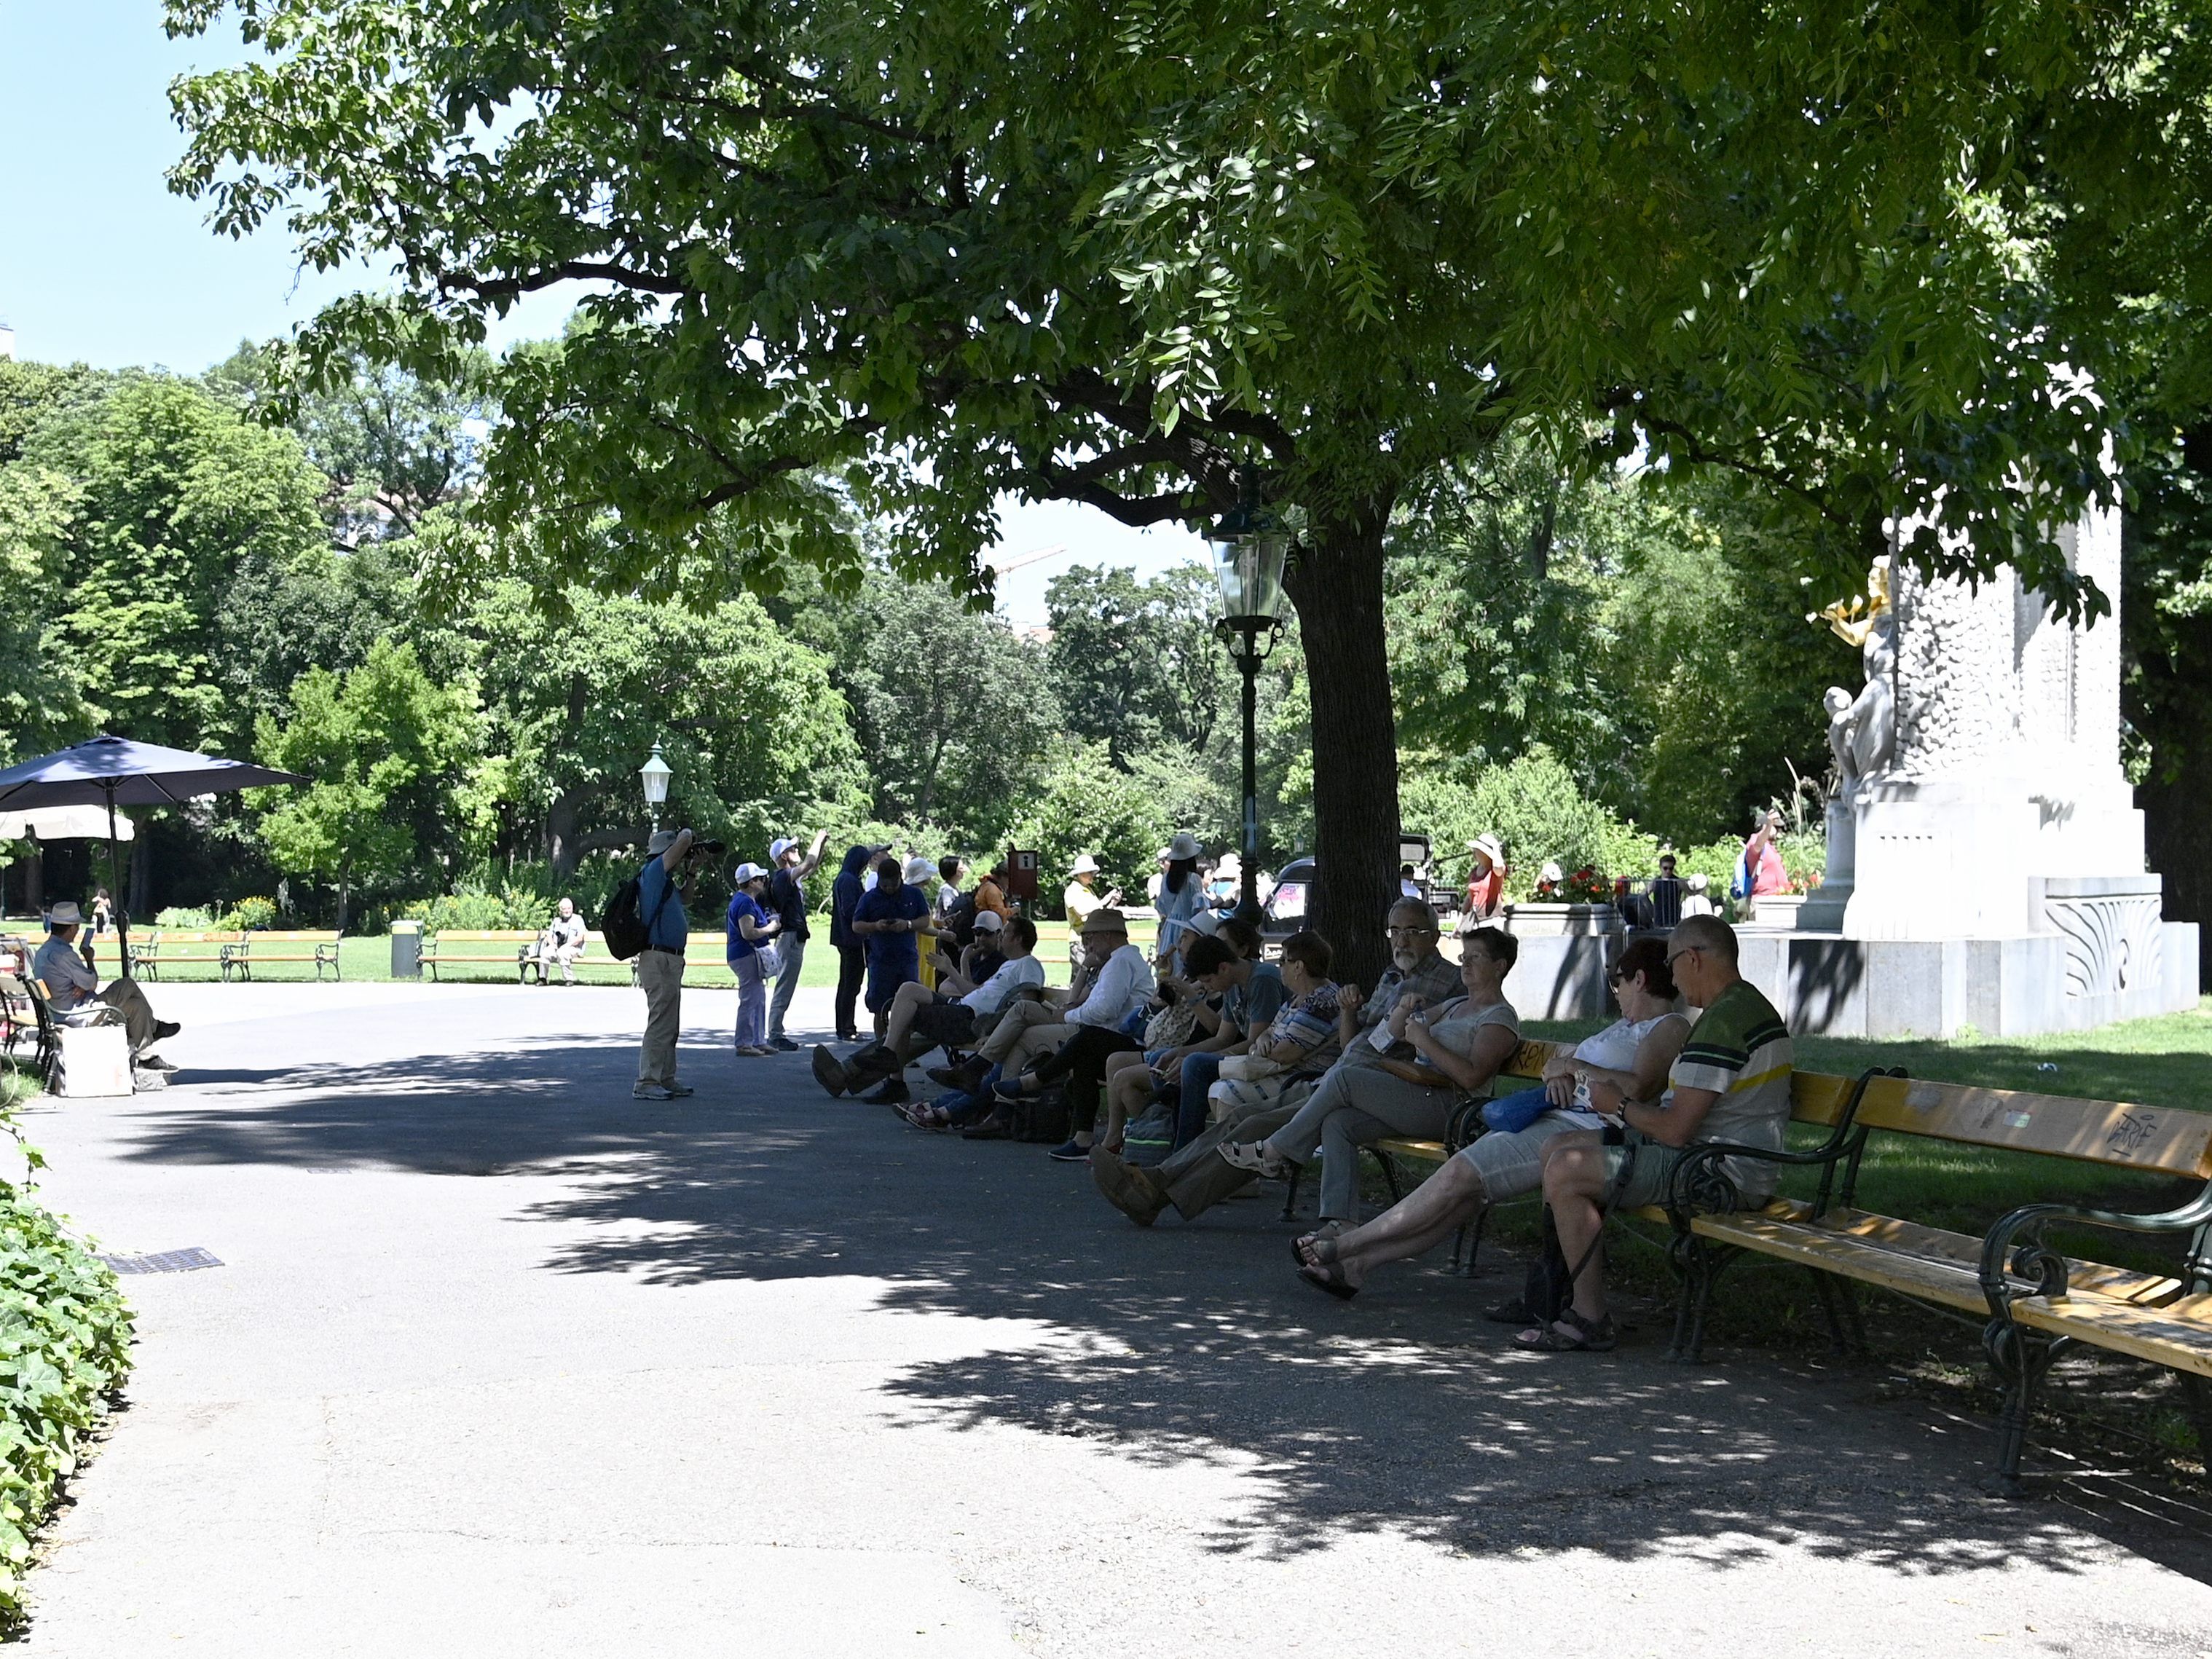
[760,830,830,1050]
[33,900,180,1068]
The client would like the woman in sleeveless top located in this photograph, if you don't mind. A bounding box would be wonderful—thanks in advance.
[1289,936,1689,1300]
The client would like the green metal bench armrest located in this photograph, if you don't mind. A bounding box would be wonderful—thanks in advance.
[1979,1184,2212,1312]
[1662,1066,1902,1228]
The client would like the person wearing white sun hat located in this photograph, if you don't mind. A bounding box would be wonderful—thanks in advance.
[1063,853,1122,972]
[33,899,179,1065]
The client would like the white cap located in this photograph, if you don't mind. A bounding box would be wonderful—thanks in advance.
[731,861,768,885]
[902,855,935,885]
[972,909,1004,932]
[769,836,798,862]
[1184,910,1223,938]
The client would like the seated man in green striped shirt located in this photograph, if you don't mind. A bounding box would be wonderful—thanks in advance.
[1519,913,1794,1352]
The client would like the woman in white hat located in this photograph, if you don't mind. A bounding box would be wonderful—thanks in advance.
[1154,832,1205,961]
[1063,854,1122,973]
[1460,834,1506,928]
[725,862,781,1055]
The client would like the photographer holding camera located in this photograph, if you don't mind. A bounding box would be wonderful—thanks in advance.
[634,826,723,1100]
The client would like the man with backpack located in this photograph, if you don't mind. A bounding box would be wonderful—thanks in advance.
[634,827,697,1100]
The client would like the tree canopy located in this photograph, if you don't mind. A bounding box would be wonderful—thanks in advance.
[163,0,2153,974]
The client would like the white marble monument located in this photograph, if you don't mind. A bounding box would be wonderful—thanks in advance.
[1776,505,2198,1036]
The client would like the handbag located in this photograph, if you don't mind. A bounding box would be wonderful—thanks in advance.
[1481,1084,1554,1134]
[753,939,784,979]
[1217,1051,1285,1083]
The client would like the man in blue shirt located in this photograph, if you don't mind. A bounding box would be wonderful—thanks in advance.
[634,827,696,1100]
[851,855,932,1063]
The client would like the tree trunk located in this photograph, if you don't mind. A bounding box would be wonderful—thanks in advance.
[335,868,351,936]
[1285,508,1403,991]
[546,785,602,883]
[128,820,152,920]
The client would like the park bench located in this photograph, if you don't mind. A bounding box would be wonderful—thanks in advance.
[130,929,245,980]
[1326,1053,2212,1491]
[0,941,52,1075]
[220,929,342,982]
[420,929,541,982]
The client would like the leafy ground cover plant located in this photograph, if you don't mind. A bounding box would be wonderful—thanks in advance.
[0,1091,133,1625]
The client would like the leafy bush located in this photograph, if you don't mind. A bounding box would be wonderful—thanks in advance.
[153,906,216,929]
[220,897,278,931]
[402,886,554,934]
[0,1178,134,1622]
[1006,742,1174,905]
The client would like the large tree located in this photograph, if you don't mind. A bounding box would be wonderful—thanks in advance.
[168,0,2128,977]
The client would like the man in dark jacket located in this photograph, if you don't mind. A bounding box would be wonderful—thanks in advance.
[828,843,881,1043]
[765,830,830,1051]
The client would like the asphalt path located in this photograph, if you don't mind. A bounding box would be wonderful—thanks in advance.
[12,981,2212,1655]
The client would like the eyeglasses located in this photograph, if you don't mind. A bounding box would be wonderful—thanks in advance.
[1665,946,1701,970]
[1384,924,1436,939]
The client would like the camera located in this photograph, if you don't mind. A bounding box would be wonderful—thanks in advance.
[690,838,726,860]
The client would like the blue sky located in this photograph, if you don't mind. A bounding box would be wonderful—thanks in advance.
[0,1,1204,623]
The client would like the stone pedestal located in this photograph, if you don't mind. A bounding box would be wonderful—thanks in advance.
[1496,904,1624,1019]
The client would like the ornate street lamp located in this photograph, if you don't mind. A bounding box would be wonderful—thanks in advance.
[1208,483,1291,928]
[639,742,672,832]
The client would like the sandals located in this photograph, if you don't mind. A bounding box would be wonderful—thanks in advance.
[1217,1140,1292,1179]
[1291,1225,1344,1270]
[1296,1258,1358,1301]
[1513,1307,1617,1352]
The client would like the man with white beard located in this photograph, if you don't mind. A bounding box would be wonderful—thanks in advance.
[1091,898,1464,1226]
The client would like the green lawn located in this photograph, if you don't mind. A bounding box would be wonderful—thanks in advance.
[113,915,1163,990]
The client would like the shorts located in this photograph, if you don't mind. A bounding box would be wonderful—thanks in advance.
[910,994,980,1049]
[1454,1111,1586,1200]
[1601,1134,1772,1212]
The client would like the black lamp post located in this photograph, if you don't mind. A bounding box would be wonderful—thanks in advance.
[1207,489,1291,929]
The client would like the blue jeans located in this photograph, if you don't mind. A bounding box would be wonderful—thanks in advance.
[1172,1052,1226,1148]
[731,953,768,1047]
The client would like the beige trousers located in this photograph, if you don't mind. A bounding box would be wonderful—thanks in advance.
[977,998,1073,1074]
[637,950,685,1085]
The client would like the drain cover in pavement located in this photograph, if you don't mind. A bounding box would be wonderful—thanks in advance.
[98,1248,223,1274]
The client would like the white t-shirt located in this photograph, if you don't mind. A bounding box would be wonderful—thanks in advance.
[1068,942,1152,1028]
[963,954,1046,1017]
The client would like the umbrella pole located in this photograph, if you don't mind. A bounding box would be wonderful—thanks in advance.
[106,787,130,982]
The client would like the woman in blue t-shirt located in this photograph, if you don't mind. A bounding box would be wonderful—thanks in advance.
[726,862,781,1055]
[851,853,932,1034]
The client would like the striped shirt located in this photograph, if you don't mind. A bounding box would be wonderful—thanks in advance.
[1667,979,1795,1194]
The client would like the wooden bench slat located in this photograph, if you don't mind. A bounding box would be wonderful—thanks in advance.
[1847,1076,2212,1178]
[2015,1291,2212,1379]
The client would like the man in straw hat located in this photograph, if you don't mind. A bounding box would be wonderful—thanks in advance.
[1062,853,1122,972]
[33,900,180,1066]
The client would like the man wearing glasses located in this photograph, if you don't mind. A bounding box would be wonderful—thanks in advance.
[1518,913,1794,1352]
[1093,899,1464,1226]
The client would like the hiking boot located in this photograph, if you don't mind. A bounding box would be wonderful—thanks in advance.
[1091,1151,1168,1226]
[959,1111,1012,1141]
[860,1077,911,1106]
[929,1055,991,1094]
[811,1045,850,1096]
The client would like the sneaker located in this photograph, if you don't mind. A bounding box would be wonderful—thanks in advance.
[735,1046,772,1057]
[859,1077,911,1106]
[1092,1151,1168,1226]
[1047,1138,1092,1163]
[135,1054,180,1073]
[152,1020,182,1041]
[632,1084,677,1101]
[666,1082,696,1098]
[811,1046,850,1096]
[768,1036,801,1052]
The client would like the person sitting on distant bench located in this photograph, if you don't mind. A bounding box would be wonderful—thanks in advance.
[32,901,180,1068]
[533,899,587,985]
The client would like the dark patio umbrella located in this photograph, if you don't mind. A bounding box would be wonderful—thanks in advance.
[0,736,307,977]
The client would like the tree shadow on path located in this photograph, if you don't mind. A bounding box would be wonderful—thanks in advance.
[114,1025,2212,1584]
